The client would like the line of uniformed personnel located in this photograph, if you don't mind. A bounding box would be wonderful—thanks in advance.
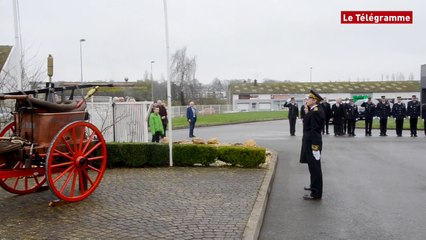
[319,95,423,137]
[286,95,426,137]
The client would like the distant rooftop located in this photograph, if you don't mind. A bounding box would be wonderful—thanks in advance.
[229,81,420,94]
[0,45,13,72]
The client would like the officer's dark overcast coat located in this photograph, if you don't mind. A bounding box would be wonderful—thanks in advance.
[300,106,324,163]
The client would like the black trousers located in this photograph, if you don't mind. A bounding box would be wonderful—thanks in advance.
[289,117,296,135]
[151,132,161,143]
[322,118,330,134]
[380,117,388,135]
[343,119,348,134]
[395,119,404,136]
[307,157,323,198]
[162,121,168,137]
[334,120,343,135]
[424,119,426,135]
[347,119,356,135]
[365,117,373,135]
[410,117,418,136]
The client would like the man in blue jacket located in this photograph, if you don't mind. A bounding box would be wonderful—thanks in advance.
[186,101,197,138]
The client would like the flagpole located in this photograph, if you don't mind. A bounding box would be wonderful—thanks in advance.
[163,0,173,166]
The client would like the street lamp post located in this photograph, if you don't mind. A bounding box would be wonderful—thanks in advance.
[151,60,155,101]
[80,39,86,83]
[310,67,313,82]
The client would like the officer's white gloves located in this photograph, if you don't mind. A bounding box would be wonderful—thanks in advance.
[313,150,321,160]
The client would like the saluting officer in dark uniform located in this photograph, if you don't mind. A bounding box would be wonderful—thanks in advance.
[320,97,332,135]
[407,95,421,137]
[346,99,359,136]
[361,97,376,136]
[376,96,391,136]
[422,104,426,136]
[283,97,299,136]
[391,96,406,137]
[300,89,325,201]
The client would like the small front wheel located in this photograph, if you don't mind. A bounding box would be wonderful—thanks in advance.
[45,121,107,202]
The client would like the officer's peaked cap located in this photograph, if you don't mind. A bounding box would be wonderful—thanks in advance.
[308,89,323,101]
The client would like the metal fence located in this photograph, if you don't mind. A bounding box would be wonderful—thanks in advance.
[0,103,243,143]
[87,101,153,142]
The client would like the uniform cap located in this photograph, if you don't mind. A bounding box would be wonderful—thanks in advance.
[381,96,386,99]
[308,89,323,101]
[397,96,401,99]
[412,95,416,98]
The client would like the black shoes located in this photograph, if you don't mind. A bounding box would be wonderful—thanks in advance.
[303,186,311,191]
[303,194,321,201]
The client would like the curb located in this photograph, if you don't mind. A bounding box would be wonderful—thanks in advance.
[242,149,278,240]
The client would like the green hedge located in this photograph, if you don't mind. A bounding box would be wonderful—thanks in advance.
[217,146,266,168]
[105,143,266,168]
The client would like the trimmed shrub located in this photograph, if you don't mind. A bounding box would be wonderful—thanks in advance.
[172,144,218,166]
[106,142,150,168]
[149,143,169,166]
[105,143,264,168]
[218,146,266,168]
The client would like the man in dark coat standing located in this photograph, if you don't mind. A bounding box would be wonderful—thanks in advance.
[300,89,325,200]
[346,99,359,136]
[422,104,426,136]
[391,96,406,137]
[376,96,391,136]
[332,98,345,136]
[361,97,376,136]
[320,97,332,135]
[406,95,421,137]
[283,97,299,136]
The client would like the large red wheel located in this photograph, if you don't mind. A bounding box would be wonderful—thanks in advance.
[0,121,15,137]
[45,121,107,202]
[0,122,47,194]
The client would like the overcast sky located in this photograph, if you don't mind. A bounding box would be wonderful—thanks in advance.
[1,0,425,84]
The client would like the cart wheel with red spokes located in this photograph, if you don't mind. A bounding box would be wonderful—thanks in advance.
[0,122,47,194]
[0,121,15,137]
[45,121,107,202]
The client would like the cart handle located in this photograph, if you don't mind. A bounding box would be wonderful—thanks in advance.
[0,94,28,100]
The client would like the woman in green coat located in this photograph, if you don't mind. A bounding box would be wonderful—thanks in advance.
[149,106,164,142]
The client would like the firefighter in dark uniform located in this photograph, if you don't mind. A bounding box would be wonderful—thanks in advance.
[320,97,332,135]
[346,99,359,136]
[283,97,299,136]
[376,96,391,136]
[300,89,325,200]
[361,97,376,136]
[406,95,421,137]
[391,96,406,137]
[422,104,426,136]
[342,98,349,135]
[332,98,345,136]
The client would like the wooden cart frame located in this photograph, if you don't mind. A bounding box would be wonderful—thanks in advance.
[0,85,108,202]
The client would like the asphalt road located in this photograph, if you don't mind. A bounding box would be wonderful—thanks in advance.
[174,120,426,240]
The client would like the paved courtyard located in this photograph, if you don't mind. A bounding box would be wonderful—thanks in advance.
[0,167,266,239]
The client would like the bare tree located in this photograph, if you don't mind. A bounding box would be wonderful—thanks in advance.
[170,47,197,105]
[1,49,45,92]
